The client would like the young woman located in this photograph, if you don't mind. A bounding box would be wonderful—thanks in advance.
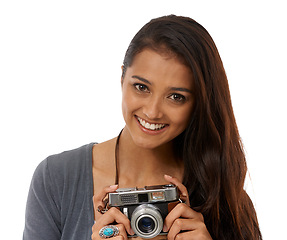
[24,15,262,240]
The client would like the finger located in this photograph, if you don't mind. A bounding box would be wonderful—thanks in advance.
[97,224,126,240]
[93,185,118,205]
[163,203,204,232]
[167,218,206,240]
[176,229,212,240]
[111,236,125,240]
[92,222,129,240]
[164,175,190,206]
[93,185,119,214]
[95,207,134,236]
[92,225,126,240]
[116,224,128,240]
[173,231,199,240]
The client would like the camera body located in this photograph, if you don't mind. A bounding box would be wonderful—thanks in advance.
[108,184,180,239]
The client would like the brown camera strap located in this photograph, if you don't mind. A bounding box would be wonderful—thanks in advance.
[114,129,123,185]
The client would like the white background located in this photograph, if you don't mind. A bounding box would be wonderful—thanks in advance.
[0,0,286,239]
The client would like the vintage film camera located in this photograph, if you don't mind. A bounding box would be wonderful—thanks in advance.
[108,184,180,239]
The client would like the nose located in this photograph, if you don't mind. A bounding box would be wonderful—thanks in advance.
[142,96,163,120]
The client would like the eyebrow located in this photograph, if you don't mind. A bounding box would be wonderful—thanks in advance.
[132,75,151,85]
[132,75,192,94]
[170,87,192,94]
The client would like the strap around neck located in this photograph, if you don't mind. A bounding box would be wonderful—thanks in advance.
[114,129,123,185]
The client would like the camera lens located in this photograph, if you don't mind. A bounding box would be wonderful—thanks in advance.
[138,217,155,233]
[131,204,163,239]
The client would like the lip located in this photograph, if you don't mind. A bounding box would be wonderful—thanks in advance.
[135,116,169,135]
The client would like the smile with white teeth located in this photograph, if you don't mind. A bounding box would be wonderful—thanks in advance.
[137,116,166,131]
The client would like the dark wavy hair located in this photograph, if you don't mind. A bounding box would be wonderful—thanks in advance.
[122,15,262,239]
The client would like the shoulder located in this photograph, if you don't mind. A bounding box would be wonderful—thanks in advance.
[32,143,95,189]
[46,143,95,172]
[25,143,96,239]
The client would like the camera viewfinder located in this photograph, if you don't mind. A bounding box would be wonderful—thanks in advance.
[138,193,149,203]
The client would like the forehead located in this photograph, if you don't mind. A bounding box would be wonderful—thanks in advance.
[126,48,193,88]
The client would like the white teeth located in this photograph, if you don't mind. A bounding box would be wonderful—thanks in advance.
[137,117,166,131]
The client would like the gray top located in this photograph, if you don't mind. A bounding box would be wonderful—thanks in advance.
[23,143,95,240]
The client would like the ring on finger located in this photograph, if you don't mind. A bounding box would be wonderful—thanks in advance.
[97,199,109,214]
[97,205,109,214]
[99,225,119,238]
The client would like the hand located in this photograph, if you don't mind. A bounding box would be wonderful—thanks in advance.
[91,185,135,240]
[163,175,212,240]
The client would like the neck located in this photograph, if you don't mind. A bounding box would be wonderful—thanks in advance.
[116,127,183,187]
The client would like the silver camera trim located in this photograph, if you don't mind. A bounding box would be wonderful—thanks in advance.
[131,204,163,239]
[109,184,179,207]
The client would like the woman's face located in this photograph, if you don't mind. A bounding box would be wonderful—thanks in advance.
[122,48,194,149]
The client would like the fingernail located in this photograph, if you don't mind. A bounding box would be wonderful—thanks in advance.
[129,228,135,235]
[109,184,118,190]
[162,225,168,232]
[164,174,172,179]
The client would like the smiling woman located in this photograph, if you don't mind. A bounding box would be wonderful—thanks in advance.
[23,15,262,240]
[121,49,194,148]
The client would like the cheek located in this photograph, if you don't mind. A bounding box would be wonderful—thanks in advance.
[170,105,193,128]
[122,89,138,117]
[121,95,129,118]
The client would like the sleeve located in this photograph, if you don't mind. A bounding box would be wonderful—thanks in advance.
[23,158,62,240]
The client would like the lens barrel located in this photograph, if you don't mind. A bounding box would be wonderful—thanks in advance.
[131,204,163,239]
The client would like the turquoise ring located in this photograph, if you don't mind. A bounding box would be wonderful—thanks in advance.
[99,225,119,238]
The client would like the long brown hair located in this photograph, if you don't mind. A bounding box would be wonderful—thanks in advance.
[122,15,262,239]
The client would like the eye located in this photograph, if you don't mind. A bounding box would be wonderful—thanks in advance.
[168,93,186,103]
[133,83,149,93]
